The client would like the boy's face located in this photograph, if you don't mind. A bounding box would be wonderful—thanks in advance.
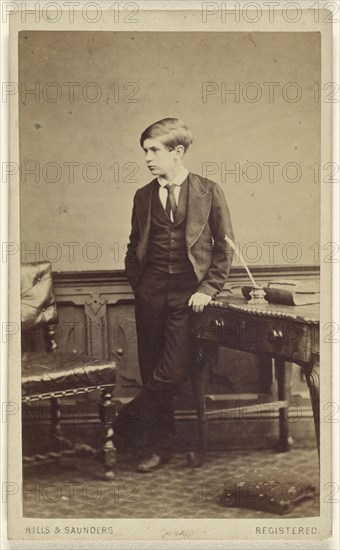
[142,137,182,178]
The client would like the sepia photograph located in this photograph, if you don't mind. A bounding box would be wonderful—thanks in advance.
[3,1,337,545]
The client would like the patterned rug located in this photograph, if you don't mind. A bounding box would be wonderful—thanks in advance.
[23,448,319,519]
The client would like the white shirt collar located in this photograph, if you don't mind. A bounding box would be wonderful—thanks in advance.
[158,167,189,188]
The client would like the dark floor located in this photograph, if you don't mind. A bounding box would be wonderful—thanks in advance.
[23,447,319,519]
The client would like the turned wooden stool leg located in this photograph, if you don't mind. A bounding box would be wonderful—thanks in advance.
[98,387,116,480]
[50,397,62,450]
[49,397,73,455]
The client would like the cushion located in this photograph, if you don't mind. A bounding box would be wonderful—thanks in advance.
[22,351,117,400]
[221,467,317,515]
[21,262,57,330]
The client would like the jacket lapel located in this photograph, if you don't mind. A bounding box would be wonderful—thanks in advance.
[134,179,155,252]
[186,173,212,249]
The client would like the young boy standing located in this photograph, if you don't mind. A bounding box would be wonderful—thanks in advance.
[115,118,234,472]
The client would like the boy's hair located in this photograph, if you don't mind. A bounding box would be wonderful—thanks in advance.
[140,118,193,152]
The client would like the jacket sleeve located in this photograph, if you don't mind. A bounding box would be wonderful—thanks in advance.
[124,194,140,291]
[197,183,235,297]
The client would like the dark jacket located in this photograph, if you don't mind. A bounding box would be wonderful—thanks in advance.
[125,172,235,297]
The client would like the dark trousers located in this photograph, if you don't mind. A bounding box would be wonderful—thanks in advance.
[115,267,198,459]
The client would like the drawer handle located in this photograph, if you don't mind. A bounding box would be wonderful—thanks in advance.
[211,319,225,331]
[270,328,283,341]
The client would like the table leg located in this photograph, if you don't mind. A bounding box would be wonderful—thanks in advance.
[303,356,320,456]
[276,358,294,451]
[187,358,206,468]
[187,339,219,468]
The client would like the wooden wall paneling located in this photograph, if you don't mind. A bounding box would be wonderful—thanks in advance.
[84,292,108,359]
[107,304,141,387]
[56,305,86,354]
[48,266,319,444]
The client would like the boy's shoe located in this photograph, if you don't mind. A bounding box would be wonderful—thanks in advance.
[136,453,168,473]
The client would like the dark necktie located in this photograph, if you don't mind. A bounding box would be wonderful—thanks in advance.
[164,183,177,222]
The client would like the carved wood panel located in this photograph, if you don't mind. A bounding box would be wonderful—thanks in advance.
[52,268,320,406]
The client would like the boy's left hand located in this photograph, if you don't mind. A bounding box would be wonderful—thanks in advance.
[188,292,212,313]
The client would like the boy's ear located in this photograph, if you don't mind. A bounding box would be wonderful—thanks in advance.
[175,145,185,157]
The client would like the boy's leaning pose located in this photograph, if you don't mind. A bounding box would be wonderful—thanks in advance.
[115,118,234,472]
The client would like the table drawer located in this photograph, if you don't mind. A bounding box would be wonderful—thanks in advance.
[195,309,317,364]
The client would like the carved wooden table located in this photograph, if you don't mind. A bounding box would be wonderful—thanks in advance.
[189,293,320,467]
